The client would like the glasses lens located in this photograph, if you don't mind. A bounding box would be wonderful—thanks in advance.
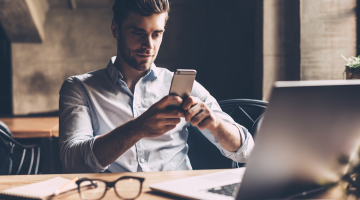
[114,178,141,199]
[79,180,106,200]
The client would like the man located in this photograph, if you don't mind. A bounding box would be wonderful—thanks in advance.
[59,0,254,173]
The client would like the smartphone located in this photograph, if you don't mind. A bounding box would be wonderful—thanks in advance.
[167,69,197,109]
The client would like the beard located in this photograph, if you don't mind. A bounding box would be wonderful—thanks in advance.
[117,36,156,72]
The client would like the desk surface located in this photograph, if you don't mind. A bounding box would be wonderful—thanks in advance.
[0,117,59,138]
[0,169,347,200]
[0,169,225,200]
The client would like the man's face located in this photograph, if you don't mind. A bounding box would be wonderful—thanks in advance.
[113,12,167,72]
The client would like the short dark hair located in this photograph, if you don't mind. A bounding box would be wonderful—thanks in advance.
[112,0,170,26]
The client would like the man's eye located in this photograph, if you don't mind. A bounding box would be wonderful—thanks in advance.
[152,33,162,38]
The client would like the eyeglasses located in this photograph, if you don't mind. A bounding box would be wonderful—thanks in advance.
[76,176,145,200]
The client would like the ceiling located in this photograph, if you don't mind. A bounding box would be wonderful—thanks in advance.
[48,0,115,8]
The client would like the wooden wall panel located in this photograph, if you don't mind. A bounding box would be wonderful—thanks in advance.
[263,0,300,101]
[300,0,357,80]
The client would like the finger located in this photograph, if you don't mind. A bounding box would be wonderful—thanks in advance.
[164,125,177,132]
[197,117,212,130]
[156,95,183,109]
[185,104,202,123]
[161,118,181,126]
[182,96,200,110]
[190,110,208,127]
[157,110,185,119]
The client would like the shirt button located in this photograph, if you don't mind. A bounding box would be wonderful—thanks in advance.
[140,158,145,163]
[121,85,125,88]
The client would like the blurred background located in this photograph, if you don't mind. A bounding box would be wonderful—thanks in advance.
[0,0,357,116]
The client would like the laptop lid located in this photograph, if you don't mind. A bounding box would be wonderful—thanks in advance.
[236,80,360,200]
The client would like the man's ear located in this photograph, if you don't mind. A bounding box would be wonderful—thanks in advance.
[111,19,119,39]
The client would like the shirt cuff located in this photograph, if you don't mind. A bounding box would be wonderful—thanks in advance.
[86,136,109,172]
[219,122,253,163]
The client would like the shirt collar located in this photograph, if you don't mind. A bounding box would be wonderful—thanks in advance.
[106,56,159,84]
[106,56,121,84]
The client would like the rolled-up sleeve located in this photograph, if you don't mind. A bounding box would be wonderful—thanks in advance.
[59,77,108,173]
[191,81,255,163]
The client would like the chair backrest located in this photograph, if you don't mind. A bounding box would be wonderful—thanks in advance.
[187,99,268,170]
[0,121,41,175]
[219,99,267,138]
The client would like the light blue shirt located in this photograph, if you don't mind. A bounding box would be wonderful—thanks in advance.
[59,56,254,173]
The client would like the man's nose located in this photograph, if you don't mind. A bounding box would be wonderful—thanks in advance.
[141,35,154,50]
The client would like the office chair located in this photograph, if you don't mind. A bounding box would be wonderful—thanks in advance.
[0,120,41,175]
[187,99,268,170]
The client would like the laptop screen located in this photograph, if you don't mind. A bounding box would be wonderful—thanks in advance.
[237,80,360,199]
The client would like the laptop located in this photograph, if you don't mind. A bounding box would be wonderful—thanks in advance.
[150,80,360,200]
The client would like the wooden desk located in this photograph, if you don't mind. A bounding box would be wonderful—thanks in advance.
[0,170,224,200]
[0,117,59,138]
[0,169,348,200]
[0,117,61,174]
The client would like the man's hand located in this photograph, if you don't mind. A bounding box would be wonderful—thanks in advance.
[135,95,185,138]
[182,96,220,131]
[183,96,241,151]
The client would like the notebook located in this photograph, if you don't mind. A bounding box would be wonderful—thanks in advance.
[0,177,78,200]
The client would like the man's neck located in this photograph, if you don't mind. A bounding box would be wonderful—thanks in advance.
[114,57,148,93]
